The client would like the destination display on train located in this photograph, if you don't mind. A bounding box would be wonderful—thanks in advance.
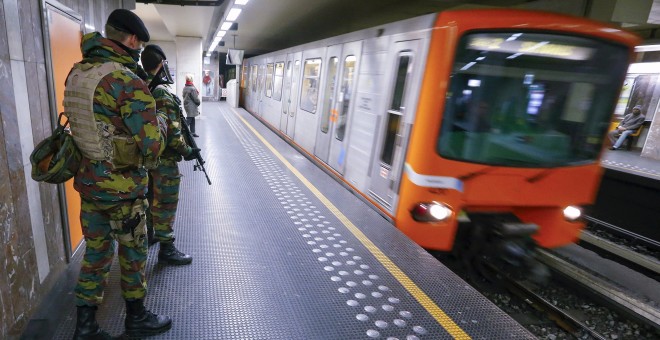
[467,35,594,61]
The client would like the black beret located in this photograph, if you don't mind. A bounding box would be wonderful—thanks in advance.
[107,9,150,42]
[141,45,166,71]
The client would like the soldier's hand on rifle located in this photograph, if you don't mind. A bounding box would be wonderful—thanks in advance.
[184,147,201,161]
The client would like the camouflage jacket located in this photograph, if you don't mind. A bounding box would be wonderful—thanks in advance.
[71,32,164,201]
[147,78,192,164]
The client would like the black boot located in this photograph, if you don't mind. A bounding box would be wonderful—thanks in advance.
[124,299,172,338]
[72,305,113,340]
[158,242,193,265]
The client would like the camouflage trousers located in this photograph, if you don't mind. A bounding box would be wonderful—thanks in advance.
[147,161,182,244]
[75,197,149,307]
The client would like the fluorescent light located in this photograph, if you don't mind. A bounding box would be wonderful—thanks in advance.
[226,8,242,21]
[235,0,249,4]
[206,52,212,57]
[221,21,233,31]
[216,30,227,37]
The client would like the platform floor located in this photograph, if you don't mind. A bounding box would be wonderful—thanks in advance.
[25,102,535,339]
[601,148,660,181]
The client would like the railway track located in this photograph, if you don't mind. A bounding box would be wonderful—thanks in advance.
[536,249,660,331]
[481,248,660,339]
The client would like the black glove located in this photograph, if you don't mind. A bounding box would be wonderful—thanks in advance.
[184,147,200,161]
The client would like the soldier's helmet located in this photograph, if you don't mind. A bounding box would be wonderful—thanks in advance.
[31,116,82,184]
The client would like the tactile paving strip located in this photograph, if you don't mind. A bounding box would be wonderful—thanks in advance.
[45,102,534,339]
[601,158,660,179]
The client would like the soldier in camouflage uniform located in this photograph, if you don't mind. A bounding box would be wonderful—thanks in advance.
[63,9,172,339]
[141,44,197,265]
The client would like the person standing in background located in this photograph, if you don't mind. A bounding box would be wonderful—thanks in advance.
[183,74,201,137]
[63,9,172,339]
[141,44,197,265]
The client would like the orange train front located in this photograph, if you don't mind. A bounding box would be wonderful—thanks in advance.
[241,9,640,276]
[397,10,640,256]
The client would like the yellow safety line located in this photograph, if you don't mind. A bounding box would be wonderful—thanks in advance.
[232,109,471,339]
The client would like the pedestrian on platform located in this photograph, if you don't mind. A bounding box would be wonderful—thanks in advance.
[182,74,201,137]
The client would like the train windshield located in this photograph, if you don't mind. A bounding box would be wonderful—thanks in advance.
[437,32,630,167]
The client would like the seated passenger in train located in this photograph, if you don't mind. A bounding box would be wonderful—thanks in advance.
[607,105,645,150]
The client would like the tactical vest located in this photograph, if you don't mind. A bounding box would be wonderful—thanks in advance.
[63,62,143,169]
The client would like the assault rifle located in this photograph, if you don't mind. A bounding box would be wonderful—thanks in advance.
[173,95,212,185]
[149,73,211,185]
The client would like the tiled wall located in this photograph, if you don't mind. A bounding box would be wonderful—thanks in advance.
[0,0,125,337]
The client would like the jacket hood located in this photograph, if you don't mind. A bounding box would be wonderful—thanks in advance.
[80,32,146,77]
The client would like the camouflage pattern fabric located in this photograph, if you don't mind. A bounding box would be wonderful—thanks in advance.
[146,80,192,243]
[150,83,192,162]
[72,32,165,202]
[147,163,181,243]
[75,198,148,306]
[69,32,162,306]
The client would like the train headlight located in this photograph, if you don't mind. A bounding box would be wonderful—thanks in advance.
[563,205,582,221]
[411,202,452,222]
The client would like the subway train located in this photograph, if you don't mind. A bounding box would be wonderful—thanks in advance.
[239,9,640,272]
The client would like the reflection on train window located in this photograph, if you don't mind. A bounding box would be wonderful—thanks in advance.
[336,55,356,141]
[320,57,338,133]
[265,63,274,98]
[300,58,322,113]
[391,53,412,110]
[273,62,284,101]
[437,32,630,167]
[291,60,301,113]
[251,65,257,93]
[381,113,401,167]
[241,65,248,89]
[381,53,413,166]
[258,65,264,99]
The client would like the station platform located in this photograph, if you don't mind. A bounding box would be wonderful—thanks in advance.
[25,101,534,339]
[601,148,660,181]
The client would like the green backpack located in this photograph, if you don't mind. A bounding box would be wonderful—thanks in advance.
[30,113,82,184]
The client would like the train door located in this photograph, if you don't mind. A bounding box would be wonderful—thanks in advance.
[314,44,342,163]
[294,47,325,152]
[248,64,258,112]
[369,40,420,210]
[280,52,302,137]
[257,64,266,116]
[315,42,361,174]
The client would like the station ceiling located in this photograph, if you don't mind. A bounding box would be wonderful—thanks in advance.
[134,0,660,57]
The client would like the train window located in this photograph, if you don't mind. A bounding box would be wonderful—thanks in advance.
[437,32,631,167]
[391,54,412,111]
[265,63,274,98]
[291,60,301,111]
[381,113,401,167]
[258,65,264,99]
[251,65,257,93]
[241,65,248,89]
[273,62,284,101]
[320,57,339,133]
[381,53,413,166]
[335,55,356,141]
[300,58,322,113]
